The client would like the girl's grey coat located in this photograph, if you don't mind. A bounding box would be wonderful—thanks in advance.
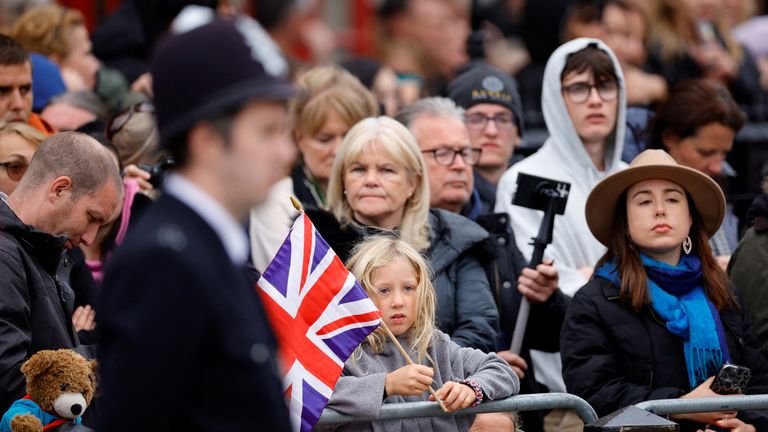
[319,330,519,431]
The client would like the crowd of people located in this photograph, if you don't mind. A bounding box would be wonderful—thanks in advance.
[1,0,768,431]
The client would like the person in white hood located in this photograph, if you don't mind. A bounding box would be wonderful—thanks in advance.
[496,38,627,297]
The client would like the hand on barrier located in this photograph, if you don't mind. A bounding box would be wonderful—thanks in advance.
[672,376,739,425]
[496,350,528,379]
[385,364,434,396]
[517,259,559,304]
[429,381,476,412]
[698,415,756,432]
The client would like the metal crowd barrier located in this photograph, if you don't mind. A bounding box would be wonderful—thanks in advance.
[636,395,768,417]
[316,392,598,426]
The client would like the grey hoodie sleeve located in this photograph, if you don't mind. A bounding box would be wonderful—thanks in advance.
[441,332,520,401]
[325,371,387,419]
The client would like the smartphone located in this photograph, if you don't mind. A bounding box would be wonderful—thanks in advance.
[710,362,751,395]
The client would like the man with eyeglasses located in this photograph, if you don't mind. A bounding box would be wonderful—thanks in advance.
[447,64,524,212]
[397,97,566,432]
[495,40,627,430]
[396,97,480,215]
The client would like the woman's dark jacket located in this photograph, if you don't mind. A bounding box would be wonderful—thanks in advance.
[561,277,768,431]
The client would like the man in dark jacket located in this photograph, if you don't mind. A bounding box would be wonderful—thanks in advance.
[0,132,122,411]
[96,17,295,431]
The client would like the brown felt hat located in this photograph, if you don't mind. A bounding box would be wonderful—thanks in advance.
[586,149,725,246]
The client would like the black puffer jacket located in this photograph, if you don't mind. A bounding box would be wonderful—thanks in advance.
[0,201,79,412]
[562,277,768,431]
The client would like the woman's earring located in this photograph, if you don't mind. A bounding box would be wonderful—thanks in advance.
[683,236,692,255]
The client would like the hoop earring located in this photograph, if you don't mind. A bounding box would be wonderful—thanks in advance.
[683,236,692,255]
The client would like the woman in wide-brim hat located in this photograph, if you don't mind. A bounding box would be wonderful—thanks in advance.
[561,149,768,432]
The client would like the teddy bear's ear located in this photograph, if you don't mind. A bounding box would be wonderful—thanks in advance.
[20,350,57,380]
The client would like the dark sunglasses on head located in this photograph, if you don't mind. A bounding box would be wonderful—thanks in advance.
[106,102,156,141]
[0,159,29,181]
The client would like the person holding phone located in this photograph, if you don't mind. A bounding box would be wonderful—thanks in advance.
[561,149,768,432]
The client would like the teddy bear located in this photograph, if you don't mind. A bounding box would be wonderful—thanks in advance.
[0,349,97,432]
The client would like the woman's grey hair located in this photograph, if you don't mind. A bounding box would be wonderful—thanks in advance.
[395,97,465,132]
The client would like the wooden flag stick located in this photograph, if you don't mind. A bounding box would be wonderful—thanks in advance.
[379,322,448,413]
[290,196,303,212]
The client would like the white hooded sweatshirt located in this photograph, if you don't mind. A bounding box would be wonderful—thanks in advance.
[496,38,627,297]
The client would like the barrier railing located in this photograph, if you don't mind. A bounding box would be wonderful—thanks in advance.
[316,392,598,426]
[636,395,768,417]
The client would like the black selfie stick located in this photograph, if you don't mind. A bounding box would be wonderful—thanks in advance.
[509,174,570,354]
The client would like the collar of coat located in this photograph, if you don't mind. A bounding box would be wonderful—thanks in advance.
[0,200,68,274]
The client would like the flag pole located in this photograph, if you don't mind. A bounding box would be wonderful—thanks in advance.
[379,322,448,412]
[290,196,303,212]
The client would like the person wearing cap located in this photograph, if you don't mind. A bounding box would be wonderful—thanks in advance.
[447,64,524,213]
[562,149,768,432]
[96,17,294,431]
[647,79,746,268]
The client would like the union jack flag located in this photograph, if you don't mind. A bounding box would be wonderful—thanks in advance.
[256,212,382,432]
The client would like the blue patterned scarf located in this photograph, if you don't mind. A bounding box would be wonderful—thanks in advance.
[595,254,730,389]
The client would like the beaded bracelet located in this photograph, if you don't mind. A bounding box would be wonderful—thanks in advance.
[459,378,484,407]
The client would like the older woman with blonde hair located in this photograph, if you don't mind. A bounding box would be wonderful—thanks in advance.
[319,116,499,353]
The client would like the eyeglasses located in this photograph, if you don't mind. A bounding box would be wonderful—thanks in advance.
[562,81,619,104]
[0,159,29,181]
[106,102,156,141]
[465,113,515,131]
[421,147,482,166]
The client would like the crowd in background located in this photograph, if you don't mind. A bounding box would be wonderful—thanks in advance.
[1,0,768,431]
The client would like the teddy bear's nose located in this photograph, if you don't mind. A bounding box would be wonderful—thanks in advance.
[71,404,82,416]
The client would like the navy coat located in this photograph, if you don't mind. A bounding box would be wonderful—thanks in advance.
[97,195,290,431]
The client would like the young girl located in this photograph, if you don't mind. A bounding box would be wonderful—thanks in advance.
[322,236,519,431]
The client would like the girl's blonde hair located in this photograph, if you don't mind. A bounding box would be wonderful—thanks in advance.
[290,65,379,140]
[347,236,436,362]
[327,116,431,251]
